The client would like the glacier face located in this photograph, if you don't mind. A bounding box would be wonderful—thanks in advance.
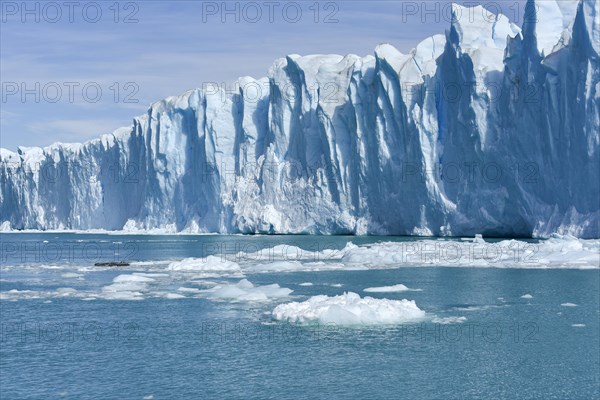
[1,0,599,237]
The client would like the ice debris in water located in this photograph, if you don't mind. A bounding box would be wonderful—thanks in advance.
[272,292,427,325]
[363,284,422,293]
[204,279,293,302]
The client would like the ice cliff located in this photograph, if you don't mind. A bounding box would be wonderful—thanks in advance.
[1,0,598,237]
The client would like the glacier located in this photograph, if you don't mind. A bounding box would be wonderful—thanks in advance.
[1,0,598,237]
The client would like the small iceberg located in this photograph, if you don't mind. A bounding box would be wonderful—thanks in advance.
[272,292,427,325]
[363,284,422,293]
[205,279,292,302]
[560,303,578,307]
[168,256,242,275]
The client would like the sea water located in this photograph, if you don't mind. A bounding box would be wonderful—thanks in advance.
[0,233,598,399]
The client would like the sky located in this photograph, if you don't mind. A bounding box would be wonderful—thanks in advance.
[0,0,527,150]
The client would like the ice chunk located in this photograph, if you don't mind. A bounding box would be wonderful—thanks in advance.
[363,284,422,293]
[432,316,467,324]
[61,272,83,278]
[168,256,241,274]
[162,293,186,299]
[248,261,304,272]
[272,292,427,325]
[560,302,578,307]
[100,274,154,300]
[204,279,292,302]
[112,274,155,283]
[177,287,202,293]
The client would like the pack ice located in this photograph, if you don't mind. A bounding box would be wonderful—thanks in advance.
[1,1,598,237]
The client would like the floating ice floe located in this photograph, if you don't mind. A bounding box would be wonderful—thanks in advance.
[204,279,293,302]
[61,272,83,279]
[338,236,600,269]
[431,316,467,324]
[247,261,305,272]
[100,274,155,300]
[177,287,203,293]
[363,284,422,293]
[272,292,427,325]
[3,236,598,303]
[451,305,502,312]
[167,256,244,278]
[168,256,241,272]
[0,287,83,301]
[237,245,345,264]
[160,293,186,299]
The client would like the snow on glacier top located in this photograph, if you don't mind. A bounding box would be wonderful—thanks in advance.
[449,4,521,76]
[450,4,521,51]
[413,34,447,76]
[528,0,580,56]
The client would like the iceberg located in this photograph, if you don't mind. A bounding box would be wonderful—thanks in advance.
[203,279,293,302]
[363,284,422,293]
[432,316,468,324]
[168,256,242,274]
[272,292,427,325]
[100,274,156,300]
[1,1,598,238]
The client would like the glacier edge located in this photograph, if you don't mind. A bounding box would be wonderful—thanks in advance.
[1,0,598,238]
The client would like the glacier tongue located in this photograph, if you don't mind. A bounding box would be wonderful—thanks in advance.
[1,0,598,237]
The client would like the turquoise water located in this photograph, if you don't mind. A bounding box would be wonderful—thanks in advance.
[1,234,598,399]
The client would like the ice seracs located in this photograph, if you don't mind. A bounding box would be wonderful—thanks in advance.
[523,0,580,56]
[1,0,598,238]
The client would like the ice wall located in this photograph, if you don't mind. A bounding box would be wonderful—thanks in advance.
[1,0,598,237]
